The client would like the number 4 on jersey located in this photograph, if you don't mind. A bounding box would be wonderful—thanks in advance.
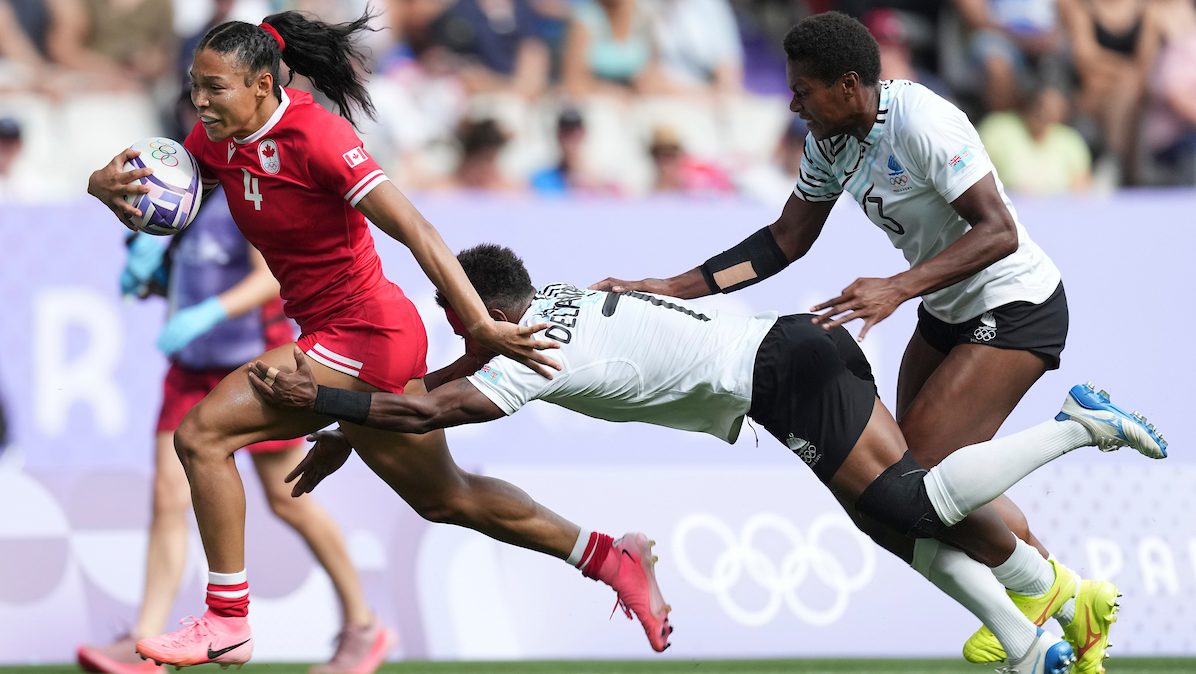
[241,168,263,210]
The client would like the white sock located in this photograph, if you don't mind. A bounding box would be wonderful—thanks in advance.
[991,539,1055,596]
[566,529,591,567]
[923,419,1092,526]
[208,569,247,585]
[912,539,1037,661]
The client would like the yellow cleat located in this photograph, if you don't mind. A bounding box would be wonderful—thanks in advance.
[1063,579,1120,674]
[962,558,1079,663]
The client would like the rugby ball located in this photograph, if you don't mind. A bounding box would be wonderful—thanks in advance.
[122,137,203,236]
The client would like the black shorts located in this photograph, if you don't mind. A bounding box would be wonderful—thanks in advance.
[748,315,877,484]
[916,282,1069,370]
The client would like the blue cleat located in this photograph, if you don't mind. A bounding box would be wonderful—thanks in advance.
[1056,383,1167,459]
[998,628,1076,674]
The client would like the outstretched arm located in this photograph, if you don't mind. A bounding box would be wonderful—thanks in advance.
[356,182,560,377]
[249,346,504,432]
[810,173,1018,339]
[590,193,834,298]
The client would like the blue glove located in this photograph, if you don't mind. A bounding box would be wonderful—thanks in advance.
[157,296,228,355]
[121,233,170,297]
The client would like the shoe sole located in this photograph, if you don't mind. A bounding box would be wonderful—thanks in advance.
[136,644,250,670]
[620,533,673,652]
[1059,383,1167,458]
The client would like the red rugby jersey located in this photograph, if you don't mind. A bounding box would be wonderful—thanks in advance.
[184,88,393,332]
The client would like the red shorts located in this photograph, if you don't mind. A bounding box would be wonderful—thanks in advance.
[157,363,302,453]
[296,282,428,394]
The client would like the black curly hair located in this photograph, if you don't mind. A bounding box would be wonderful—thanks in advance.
[783,11,880,86]
[436,244,536,315]
[196,9,379,127]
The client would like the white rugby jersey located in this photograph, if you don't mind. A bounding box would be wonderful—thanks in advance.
[795,80,1061,323]
[467,284,778,442]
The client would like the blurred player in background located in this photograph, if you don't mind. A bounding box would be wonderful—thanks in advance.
[592,11,1115,673]
[74,96,394,674]
[85,10,667,669]
[253,244,1165,674]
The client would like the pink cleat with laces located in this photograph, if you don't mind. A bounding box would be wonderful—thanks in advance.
[77,634,163,674]
[309,617,397,674]
[135,611,252,669]
[598,532,673,652]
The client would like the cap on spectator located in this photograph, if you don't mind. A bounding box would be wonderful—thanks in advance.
[558,107,584,133]
[649,125,683,155]
[0,117,20,141]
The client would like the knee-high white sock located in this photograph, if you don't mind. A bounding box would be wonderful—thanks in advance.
[991,538,1055,596]
[923,419,1091,526]
[912,539,1038,661]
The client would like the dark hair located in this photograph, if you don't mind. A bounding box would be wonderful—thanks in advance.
[436,244,535,314]
[196,9,379,127]
[783,11,880,86]
[458,118,509,157]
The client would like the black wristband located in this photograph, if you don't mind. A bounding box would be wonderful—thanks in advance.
[312,385,372,425]
[699,226,788,294]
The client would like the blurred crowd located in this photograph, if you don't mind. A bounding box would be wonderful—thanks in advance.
[1,0,1195,204]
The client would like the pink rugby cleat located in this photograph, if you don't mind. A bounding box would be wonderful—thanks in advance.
[135,611,252,670]
[600,532,673,652]
[310,617,397,674]
[77,634,163,673]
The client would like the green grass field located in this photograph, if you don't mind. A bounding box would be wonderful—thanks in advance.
[3,659,1194,674]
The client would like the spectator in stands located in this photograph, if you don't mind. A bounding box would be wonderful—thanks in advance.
[953,0,1067,112]
[863,7,949,95]
[432,0,550,99]
[647,124,735,195]
[529,107,614,194]
[46,0,175,90]
[0,116,36,202]
[1059,0,1149,184]
[442,117,523,191]
[1139,0,1196,184]
[978,81,1092,194]
[737,114,808,203]
[0,0,70,96]
[560,0,661,98]
[648,0,744,96]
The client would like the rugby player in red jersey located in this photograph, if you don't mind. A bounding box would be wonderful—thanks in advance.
[86,11,670,669]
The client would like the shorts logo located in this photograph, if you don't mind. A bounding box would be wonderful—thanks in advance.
[258,139,280,175]
[787,434,821,468]
[477,365,503,385]
[973,311,997,342]
[342,146,368,168]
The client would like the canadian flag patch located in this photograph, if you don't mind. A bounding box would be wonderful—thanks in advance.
[342,146,368,168]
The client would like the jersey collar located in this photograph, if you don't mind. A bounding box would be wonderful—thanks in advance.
[860,81,893,147]
[235,88,290,145]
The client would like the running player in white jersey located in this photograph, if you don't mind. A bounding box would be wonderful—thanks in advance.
[590,11,1112,672]
[250,244,1166,674]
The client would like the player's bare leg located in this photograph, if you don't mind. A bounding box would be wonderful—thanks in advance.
[136,343,365,668]
[252,448,396,674]
[340,379,672,651]
[896,333,1049,558]
[140,432,194,636]
[76,431,185,674]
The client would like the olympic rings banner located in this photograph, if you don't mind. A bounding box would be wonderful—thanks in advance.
[1,191,1194,664]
